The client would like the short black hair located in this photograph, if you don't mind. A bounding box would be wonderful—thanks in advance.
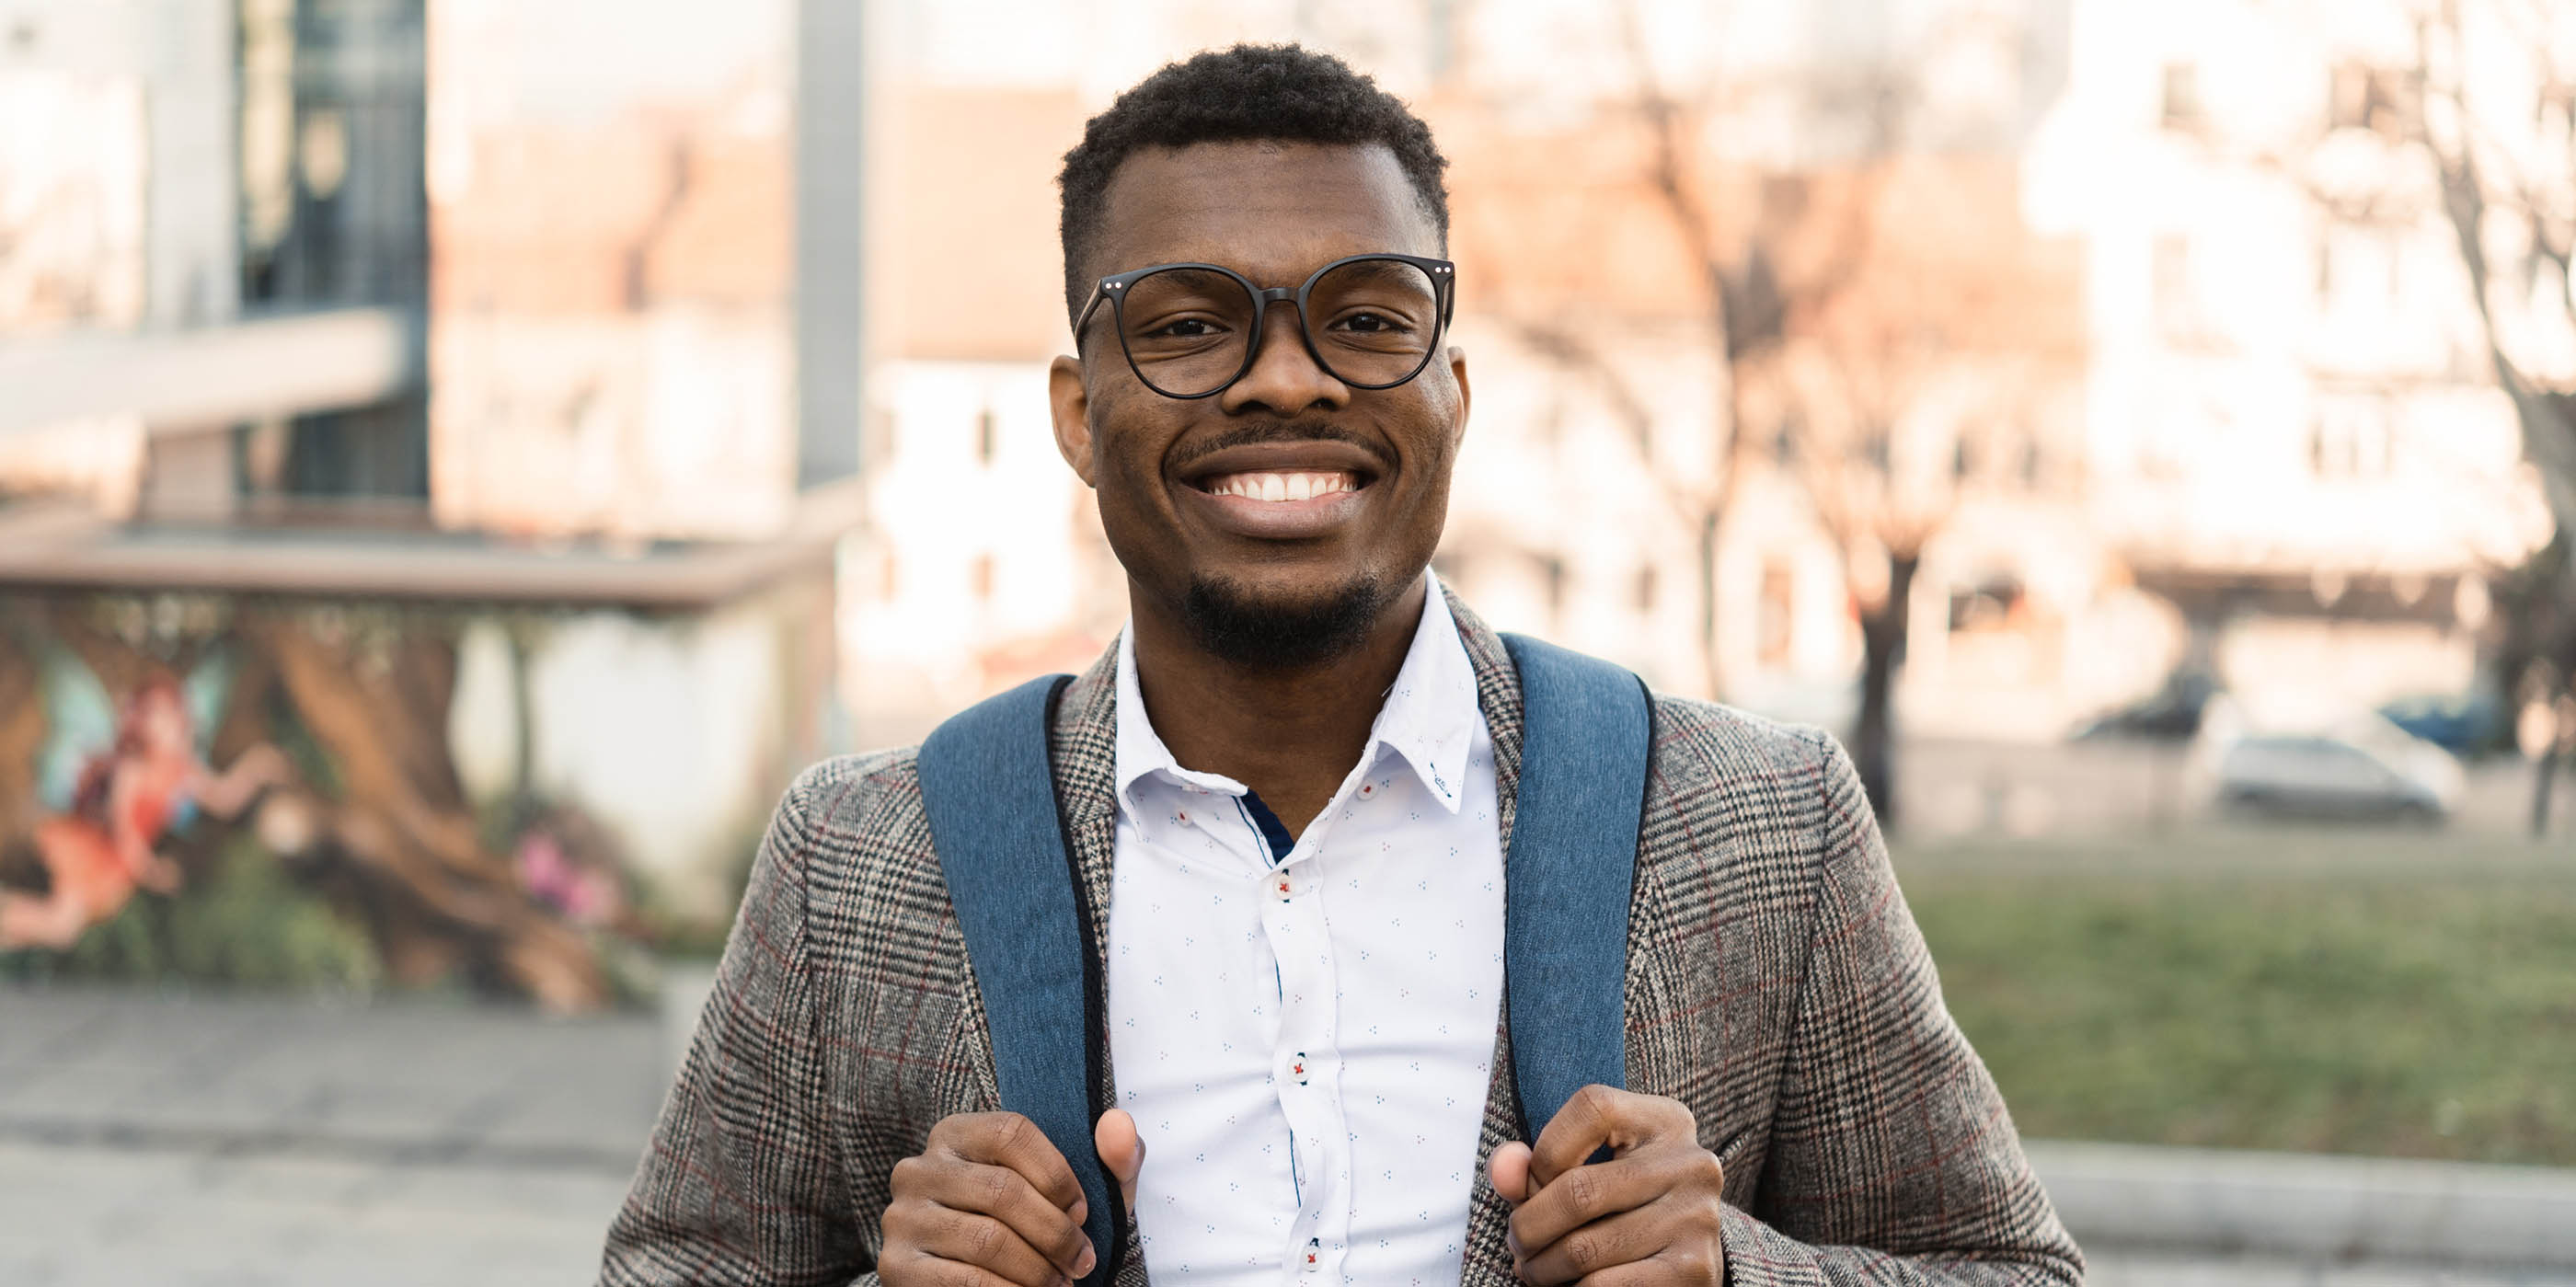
[1056,43,1452,325]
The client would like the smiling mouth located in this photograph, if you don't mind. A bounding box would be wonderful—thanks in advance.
[1192,470,1364,502]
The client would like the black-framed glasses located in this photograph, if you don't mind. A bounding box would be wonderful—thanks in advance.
[1073,253,1456,399]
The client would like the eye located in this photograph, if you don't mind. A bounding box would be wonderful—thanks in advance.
[1150,318,1219,339]
[1333,312,1409,334]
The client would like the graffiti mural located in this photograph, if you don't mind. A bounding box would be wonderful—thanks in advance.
[0,584,826,1011]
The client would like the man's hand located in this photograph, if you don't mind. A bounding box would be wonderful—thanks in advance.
[883,1111,1095,1286]
[882,1109,1144,1286]
[1487,1086,1726,1284]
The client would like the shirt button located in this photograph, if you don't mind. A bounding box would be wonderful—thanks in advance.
[1356,782,1376,799]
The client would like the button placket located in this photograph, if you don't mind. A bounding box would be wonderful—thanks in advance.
[1261,822,1353,1281]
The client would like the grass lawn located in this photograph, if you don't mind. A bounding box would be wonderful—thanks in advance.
[1897,828,2576,1166]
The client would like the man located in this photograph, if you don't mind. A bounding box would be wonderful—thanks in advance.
[604,44,2082,1287]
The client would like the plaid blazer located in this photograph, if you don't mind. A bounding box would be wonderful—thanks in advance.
[602,593,2083,1286]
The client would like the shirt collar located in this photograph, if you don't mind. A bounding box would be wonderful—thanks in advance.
[1112,570,1480,818]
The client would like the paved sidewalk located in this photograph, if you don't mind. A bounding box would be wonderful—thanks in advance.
[6,984,2572,1286]
[0,985,666,1287]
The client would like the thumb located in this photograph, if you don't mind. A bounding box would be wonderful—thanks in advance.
[1487,1141,1534,1205]
[1095,1108,1144,1207]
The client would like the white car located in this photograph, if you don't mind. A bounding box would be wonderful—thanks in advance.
[2212,715,2466,824]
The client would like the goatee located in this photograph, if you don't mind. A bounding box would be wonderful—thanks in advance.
[1180,573,1398,672]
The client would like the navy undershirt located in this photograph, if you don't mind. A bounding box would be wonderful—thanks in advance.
[1237,791,1298,866]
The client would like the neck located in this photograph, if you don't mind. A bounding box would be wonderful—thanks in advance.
[1127,575,1430,838]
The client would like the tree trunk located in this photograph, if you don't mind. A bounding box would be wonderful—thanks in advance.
[1851,553,1918,829]
[2535,743,2559,839]
[2539,680,2574,840]
[1697,511,1724,702]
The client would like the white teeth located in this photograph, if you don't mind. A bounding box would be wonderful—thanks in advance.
[1209,471,1355,501]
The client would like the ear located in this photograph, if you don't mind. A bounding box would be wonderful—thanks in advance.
[1446,344,1472,451]
[1048,354,1098,488]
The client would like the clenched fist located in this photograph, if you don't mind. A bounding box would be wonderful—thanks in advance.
[881,1109,1144,1287]
[1488,1086,1726,1285]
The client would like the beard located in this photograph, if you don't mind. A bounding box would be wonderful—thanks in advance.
[1180,571,1399,672]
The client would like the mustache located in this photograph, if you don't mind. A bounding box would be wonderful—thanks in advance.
[1166,420,1396,475]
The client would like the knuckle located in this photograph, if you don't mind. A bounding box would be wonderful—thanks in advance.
[1665,1097,1700,1135]
[1694,1149,1727,1190]
[1570,1084,1614,1119]
[962,1212,1002,1260]
[991,1112,1033,1153]
[1565,1230,1604,1270]
[1678,1247,1723,1283]
[1562,1166,1602,1213]
[976,1165,1014,1205]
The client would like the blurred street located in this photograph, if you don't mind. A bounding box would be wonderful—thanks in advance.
[7,977,2575,1287]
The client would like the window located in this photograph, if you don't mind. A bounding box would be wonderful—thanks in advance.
[2161,63,2203,132]
[2153,235,2193,337]
[2329,62,2416,136]
[2310,405,2393,477]
[1948,578,2024,633]
[1756,561,1793,667]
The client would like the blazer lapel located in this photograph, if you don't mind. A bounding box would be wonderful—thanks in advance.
[1443,591,1536,1286]
[1045,645,1147,1283]
[1049,647,1121,979]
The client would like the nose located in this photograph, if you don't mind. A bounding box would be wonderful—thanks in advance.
[1218,301,1349,417]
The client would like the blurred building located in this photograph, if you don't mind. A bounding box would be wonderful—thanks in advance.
[847,0,2556,747]
[0,0,857,975]
[2025,0,2557,726]
[2,0,2561,910]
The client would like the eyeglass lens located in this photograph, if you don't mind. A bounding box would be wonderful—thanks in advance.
[1115,259,1442,397]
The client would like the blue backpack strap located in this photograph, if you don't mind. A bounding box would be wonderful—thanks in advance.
[918,672,1122,1286]
[1500,634,1653,1137]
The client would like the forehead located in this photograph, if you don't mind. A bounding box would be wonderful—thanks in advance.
[1090,141,1438,287]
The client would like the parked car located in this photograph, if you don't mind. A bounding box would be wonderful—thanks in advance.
[2213,716,2465,823]
[2072,667,2221,741]
[2375,689,2508,758]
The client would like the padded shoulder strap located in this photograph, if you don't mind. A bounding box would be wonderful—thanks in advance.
[1500,634,1653,1136]
[917,672,1121,1287]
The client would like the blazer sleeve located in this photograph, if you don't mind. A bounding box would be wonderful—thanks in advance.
[1721,736,2084,1287]
[600,766,872,1287]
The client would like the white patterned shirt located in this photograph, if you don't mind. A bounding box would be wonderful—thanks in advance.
[1109,575,1505,1286]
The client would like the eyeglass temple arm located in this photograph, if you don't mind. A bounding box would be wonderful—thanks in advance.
[1072,282,1114,346]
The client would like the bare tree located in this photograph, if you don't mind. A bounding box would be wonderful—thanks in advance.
[2288,0,2576,832]
[1755,157,2083,823]
[1451,7,2076,822]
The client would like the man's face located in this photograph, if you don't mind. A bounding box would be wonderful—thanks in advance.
[1049,141,1469,661]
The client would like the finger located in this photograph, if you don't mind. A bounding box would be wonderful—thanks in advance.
[1508,1154,1673,1257]
[939,1112,1089,1218]
[926,1160,1096,1280]
[1095,1109,1144,1208]
[909,1206,1079,1287]
[882,1246,1028,1287]
[1516,1202,1670,1285]
[1529,1086,1691,1189]
[1569,1262,1676,1287]
[1488,1141,1534,1205]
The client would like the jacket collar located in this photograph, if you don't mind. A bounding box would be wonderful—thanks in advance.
[1053,580,1527,869]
